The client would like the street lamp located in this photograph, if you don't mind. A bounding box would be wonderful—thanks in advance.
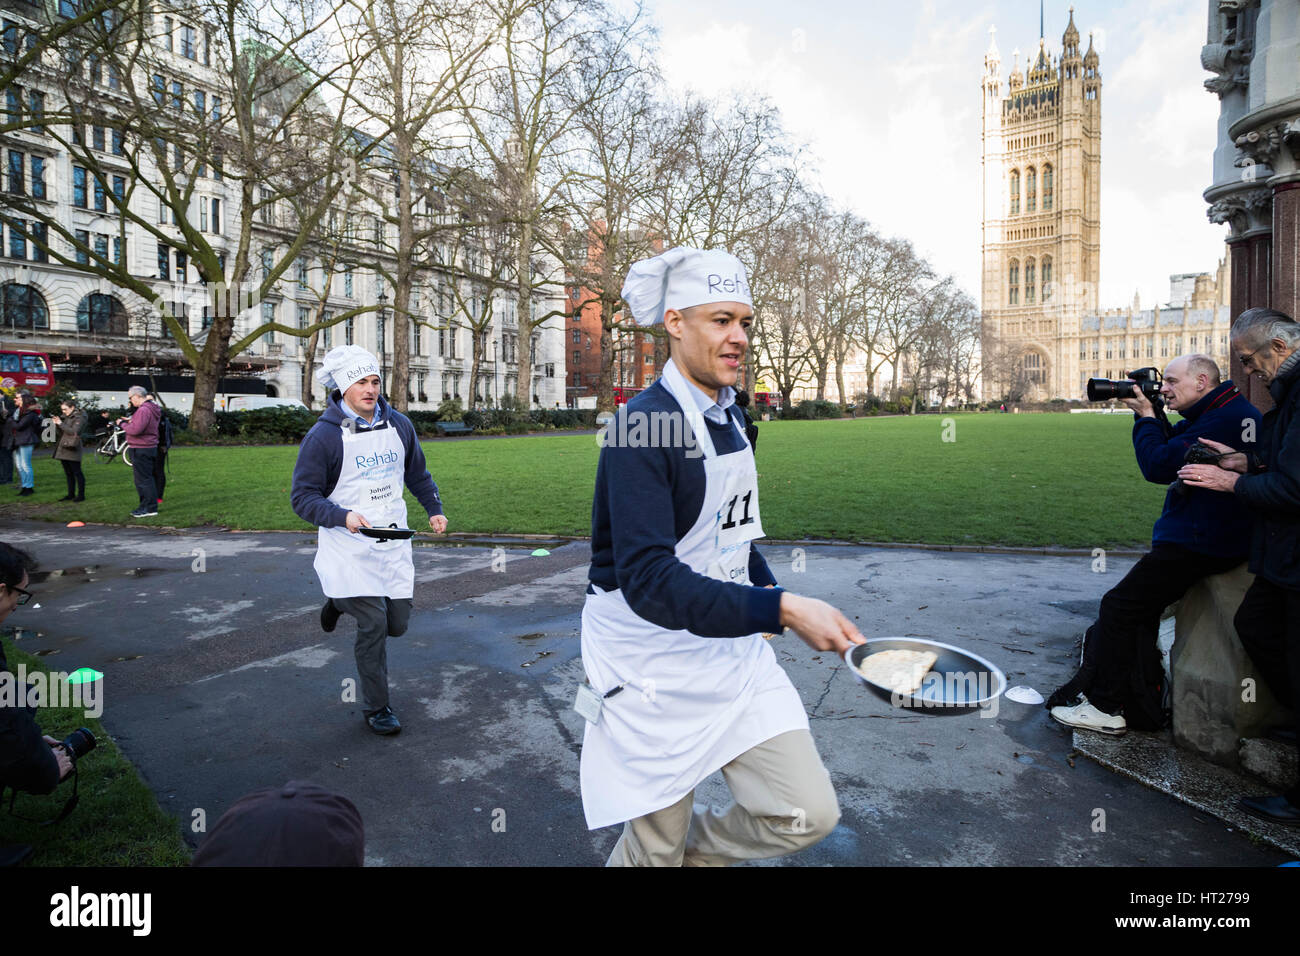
[377,288,388,386]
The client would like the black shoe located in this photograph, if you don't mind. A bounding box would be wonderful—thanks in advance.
[320,599,341,633]
[18,488,32,496]
[58,494,74,501]
[1239,794,1300,826]
[74,495,84,502]
[365,706,401,735]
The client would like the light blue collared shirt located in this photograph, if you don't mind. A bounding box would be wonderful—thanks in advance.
[660,358,735,426]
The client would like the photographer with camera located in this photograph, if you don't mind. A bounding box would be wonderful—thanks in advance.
[1046,354,1260,735]
[1178,308,1300,825]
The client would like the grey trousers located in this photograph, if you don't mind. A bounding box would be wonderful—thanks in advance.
[605,729,841,867]
[330,596,413,712]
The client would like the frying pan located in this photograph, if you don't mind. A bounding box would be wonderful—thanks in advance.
[357,524,417,540]
[844,637,1006,715]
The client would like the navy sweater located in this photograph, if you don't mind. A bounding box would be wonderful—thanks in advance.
[1132,381,1260,557]
[290,392,443,528]
[588,380,783,638]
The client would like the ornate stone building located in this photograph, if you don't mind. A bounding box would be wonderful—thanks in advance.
[1202,0,1300,411]
[981,8,1102,400]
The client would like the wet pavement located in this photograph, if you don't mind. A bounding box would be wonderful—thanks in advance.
[0,519,1290,866]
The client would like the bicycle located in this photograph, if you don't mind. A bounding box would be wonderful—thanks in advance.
[95,423,133,466]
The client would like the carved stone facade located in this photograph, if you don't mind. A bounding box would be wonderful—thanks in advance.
[980,8,1102,400]
[1202,0,1300,411]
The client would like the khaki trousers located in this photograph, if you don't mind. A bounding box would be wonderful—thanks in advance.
[605,729,840,867]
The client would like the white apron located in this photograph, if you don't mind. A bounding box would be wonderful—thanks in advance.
[313,419,414,600]
[579,364,808,830]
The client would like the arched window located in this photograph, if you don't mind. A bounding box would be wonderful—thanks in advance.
[76,293,128,334]
[1025,258,1036,304]
[1041,256,1053,301]
[1009,170,1020,216]
[1026,167,1037,213]
[2,283,49,329]
[1008,259,1020,306]
[1022,351,1044,384]
[1042,164,1053,211]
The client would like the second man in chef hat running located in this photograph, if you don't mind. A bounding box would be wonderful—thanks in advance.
[291,345,448,736]
[578,246,866,865]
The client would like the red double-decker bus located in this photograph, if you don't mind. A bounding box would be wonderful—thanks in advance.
[0,350,54,397]
[612,386,642,406]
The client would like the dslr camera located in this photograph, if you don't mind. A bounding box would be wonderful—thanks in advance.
[1086,367,1164,408]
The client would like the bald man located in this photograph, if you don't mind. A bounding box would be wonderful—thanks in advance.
[1047,354,1261,734]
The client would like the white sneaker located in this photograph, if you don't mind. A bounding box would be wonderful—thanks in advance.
[1050,697,1127,735]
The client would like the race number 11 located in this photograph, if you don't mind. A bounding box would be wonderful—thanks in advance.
[721,491,755,530]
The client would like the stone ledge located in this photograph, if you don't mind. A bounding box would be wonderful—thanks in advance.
[1240,736,1300,791]
[1073,727,1300,857]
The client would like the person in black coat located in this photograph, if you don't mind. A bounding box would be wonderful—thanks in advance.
[734,388,759,451]
[0,393,14,485]
[1179,308,1300,825]
[1047,354,1261,735]
[0,543,72,798]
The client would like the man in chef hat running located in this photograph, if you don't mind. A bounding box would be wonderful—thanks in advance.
[578,246,866,865]
[291,345,448,735]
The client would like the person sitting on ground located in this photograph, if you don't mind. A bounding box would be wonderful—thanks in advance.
[1046,354,1260,735]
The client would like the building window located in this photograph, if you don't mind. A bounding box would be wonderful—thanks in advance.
[1041,257,1052,302]
[1025,259,1036,304]
[77,293,127,333]
[112,174,125,204]
[152,74,165,107]
[1026,167,1037,213]
[345,317,354,345]
[1042,165,1053,211]
[111,128,125,156]
[296,256,307,289]
[93,174,106,212]
[1009,169,1020,216]
[322,311,332,350]
[261,301,276,343]
[112,236,121,265]
[6,150,23,195]
[157,243,169,280]
[260,248,273,282]
[344,268,353,298]
[163,16,173,51]
[181,24,196,60]
[2,283,49,329]
[27,90,43,134]
[7,221,26,259]
[175,250,186,282]
[75,228,89,264]
[1008,259,1019,305]
[93,233,107,262]
[72,165,87,207]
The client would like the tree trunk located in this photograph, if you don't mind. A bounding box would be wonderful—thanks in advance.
[189,311,235,434]
[515,218,534,408]
[835,358,847,408]
[597,320,615,412]
[303,328,320,407]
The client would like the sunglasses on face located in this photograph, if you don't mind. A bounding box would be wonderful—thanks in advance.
[4,585,33,605]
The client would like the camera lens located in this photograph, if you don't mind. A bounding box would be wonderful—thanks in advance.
[60,727,96,761]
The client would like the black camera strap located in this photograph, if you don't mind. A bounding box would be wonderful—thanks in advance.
[3,764,80,826]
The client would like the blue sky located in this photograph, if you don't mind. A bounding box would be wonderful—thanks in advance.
[645,0,1225,311]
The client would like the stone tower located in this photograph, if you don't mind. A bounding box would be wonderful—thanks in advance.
[981,7,1101,400]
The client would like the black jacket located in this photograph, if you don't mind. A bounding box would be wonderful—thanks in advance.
[1236,358,1300,589]
[0,645,60,795]
[0,398,14,451]
[12,407,41,447]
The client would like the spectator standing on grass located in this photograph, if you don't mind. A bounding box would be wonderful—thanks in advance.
[118,386,161,519]
[50,400,86,502]
[147,394,171,506]
[0,392,14,486]
[11,391,40,497]
[734,388,759,451]
[1179,308,1300,826]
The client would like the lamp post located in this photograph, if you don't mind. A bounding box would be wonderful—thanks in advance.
[491,339,499,406]
[377,288,388,388]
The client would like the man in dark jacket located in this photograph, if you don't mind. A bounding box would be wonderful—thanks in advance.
[291,346,447,736]
[1,543,72,797]
[1047,353,1261,735]
[1179,308,1300,824]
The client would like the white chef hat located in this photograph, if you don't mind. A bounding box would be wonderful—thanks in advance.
[620,247,752,327]
[316,345,381,392]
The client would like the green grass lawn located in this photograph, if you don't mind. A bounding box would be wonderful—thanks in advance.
[0,636,191,865]
[6,413,1169,548]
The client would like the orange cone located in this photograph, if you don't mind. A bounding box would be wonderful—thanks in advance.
[66,521,85,528]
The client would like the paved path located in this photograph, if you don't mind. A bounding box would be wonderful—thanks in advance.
[3,520,1287,865]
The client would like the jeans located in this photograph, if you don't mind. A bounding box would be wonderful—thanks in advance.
[12,445,33,489]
